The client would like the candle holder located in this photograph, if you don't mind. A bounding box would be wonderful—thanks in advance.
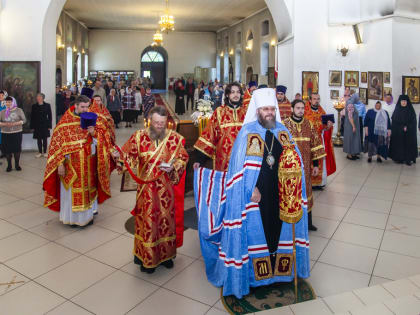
[333,98,345,147]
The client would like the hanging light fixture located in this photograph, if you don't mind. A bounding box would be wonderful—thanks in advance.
[152,29,163,46]
[159,0,175,33]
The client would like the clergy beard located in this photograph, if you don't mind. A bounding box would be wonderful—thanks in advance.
[257,113,276,130]
[228,99,241,108]
[149,125,166,141]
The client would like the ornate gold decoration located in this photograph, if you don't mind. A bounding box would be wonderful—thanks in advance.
[246,134,264,157]
[252,256,272,281]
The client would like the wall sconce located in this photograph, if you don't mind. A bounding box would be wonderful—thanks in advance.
[337,45,349,57]
[270,39,276,47]
[73,46,77,52]
[229,49,234,56]
[82,49,85,54]
[220,51,224,57]
[245,45,252,52]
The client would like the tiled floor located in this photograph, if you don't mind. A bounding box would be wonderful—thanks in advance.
[0,97,420,314]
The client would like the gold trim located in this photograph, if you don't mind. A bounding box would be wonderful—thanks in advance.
[133,251,176,269]
[312,153,326,160]
[193,145,213,159]
[196,137,216,150]
[246,134,264,157]
[252,256,273,281]
[293,137,310,142]
[60,159,77,190]
[134,233,176,247]
[311,144,324,152]
[220,122,243,128]
[274,254,293,276]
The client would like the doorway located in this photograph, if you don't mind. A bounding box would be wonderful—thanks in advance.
[141,46,168,90]
[246,66,253,84]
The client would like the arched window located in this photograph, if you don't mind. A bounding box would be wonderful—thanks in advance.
[77,53,82,81]
[223,53,229,83]
[141,51,164,63]
[235,50,241,82]
[216,55,221,81]
[84,55,88,77]
[261,43,269,76]
[261,20,269,36]
[66,47,73,85]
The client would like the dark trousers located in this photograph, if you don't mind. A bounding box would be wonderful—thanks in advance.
[186,94,194,110]
[37,137,48,154]
[359,117,364,148]
[110,111,121,126]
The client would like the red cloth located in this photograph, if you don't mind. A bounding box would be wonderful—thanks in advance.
[323,128,336,176]
[173,171,186,248]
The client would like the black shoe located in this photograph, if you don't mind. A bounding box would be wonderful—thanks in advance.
[377,157,382,163]
[308,225,318,231]
[312,186,324,191]
[368,158,372,163]
[15,166,22,171]
[84,219,94,227]
[6,166,12,172]
[140,266,156,274]
[406,161,412,166]
[161,259,174,269]
[134,256,142,266]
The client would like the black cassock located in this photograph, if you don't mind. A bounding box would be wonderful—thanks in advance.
[255,129,284,270]
[389,96,418,163]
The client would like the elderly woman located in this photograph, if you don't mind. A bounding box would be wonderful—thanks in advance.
[343,94,362,160]
[364,101,391,163]
[0,97,26,171]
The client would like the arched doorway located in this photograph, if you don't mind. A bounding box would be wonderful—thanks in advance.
[141,46,168,90]
[246,66,253,84]
[228,57,234,83]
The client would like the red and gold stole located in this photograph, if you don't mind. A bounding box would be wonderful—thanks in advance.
[43,107,113,211]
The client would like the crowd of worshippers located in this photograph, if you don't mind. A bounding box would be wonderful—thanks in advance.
[340,87,418,166]
[55,77,155,129]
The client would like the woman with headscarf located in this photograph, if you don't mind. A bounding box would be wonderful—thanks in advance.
[343,94,362,160]
[389,95,418,165]
[364,101,391,163]
[0,97,26,171]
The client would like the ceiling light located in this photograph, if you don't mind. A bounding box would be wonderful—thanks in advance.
[159,0,175,33]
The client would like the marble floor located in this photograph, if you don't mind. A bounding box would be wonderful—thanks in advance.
[0,101,420,314]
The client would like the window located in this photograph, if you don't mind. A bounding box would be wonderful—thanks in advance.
[236,32,241,45]
[143,70,151,78]
[77,53,82,81]
[217,38,222,50]
[66,47,73,85]
[84,55,88,77]
[261,43,269,76]
[235,50,241,82]
[141,51,164,63]
[261,20,269,36]
[224,36,229,47]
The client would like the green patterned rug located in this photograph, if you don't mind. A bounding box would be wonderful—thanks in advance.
[221,279,315,315]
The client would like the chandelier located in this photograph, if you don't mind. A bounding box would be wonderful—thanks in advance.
[159,0,175,33]
[152,30,163,46]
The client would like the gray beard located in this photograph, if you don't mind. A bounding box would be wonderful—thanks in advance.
[258,115,276,129]
[149,126,166,141]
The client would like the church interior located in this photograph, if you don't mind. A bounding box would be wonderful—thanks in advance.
[1,0,420,314]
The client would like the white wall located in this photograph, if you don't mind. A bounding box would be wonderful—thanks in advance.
[89,30,216,79]
[0,0,66,150]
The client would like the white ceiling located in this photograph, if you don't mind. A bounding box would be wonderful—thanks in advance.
[63,0,267,32]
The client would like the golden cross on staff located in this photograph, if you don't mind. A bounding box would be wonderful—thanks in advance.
[0,276,25,293]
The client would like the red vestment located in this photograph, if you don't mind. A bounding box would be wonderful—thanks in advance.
[194,104,247,171]
[304,102,336,186]
[43,107,114,211]
[120,129,189,268]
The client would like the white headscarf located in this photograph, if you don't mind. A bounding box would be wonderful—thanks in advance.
[243,88,281,125]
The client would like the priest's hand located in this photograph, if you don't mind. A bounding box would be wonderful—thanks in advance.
[193,162,200,170]
[58,164,65,177]
[111,151,120,159]
[387,130,391,137]
[327,120,334,130]
[312,167,319,177]
[403,126,407,132]
[251,187,261,203]
[160,165,174,173]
